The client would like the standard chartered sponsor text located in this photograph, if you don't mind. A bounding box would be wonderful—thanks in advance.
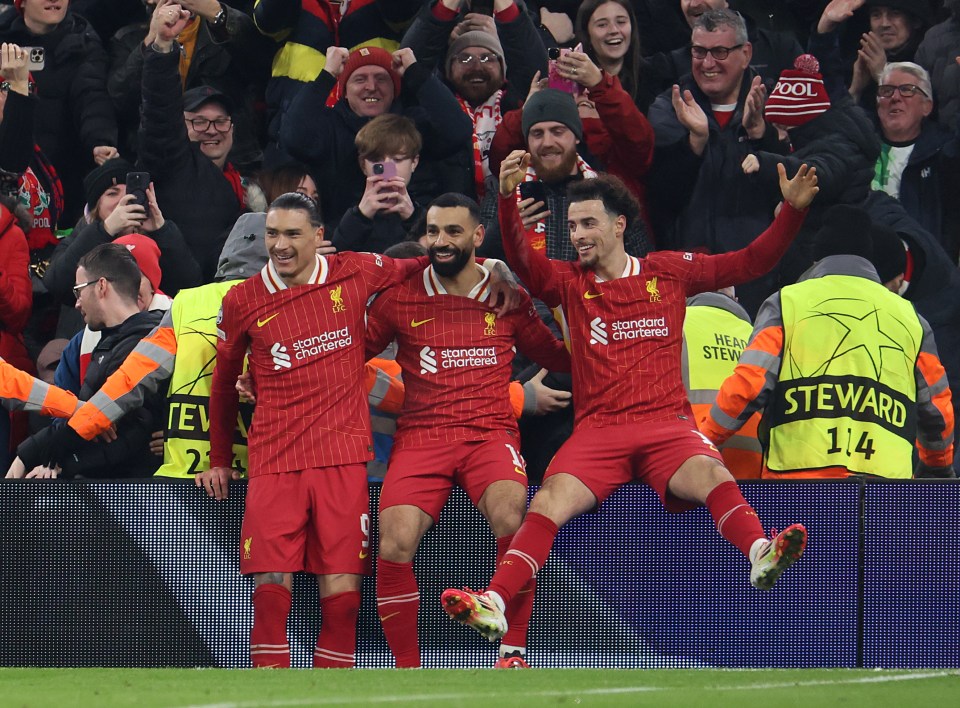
[611,316,669,340]
[441,346,497,368]
[293,327,352,359]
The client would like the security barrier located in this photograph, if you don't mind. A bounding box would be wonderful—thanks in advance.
[0,479,956,668]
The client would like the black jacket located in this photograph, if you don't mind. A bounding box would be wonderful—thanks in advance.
[916,17,960,129]
[279,62,472,231]
[138,47,246,281]
[17,309,165,478]
[401,0,547,200]
[0,11,118,222]
[332,205,423,254]
[108,5,273,165]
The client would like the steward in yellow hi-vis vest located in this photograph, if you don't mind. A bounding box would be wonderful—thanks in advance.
[683,291,762,479]
[701,254,955,478]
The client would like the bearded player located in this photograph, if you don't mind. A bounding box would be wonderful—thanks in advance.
[441,152,819,641]
[366,193,570,669]
[207,192,433,669]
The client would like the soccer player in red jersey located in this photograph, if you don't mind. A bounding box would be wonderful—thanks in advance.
[366,193,571,669]
[441,151,820,641]
[207,192,431,669]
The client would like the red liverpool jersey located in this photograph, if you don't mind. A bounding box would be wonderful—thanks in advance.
[365,265,570,450]
[210,253,423,476]
[498,194,806,430]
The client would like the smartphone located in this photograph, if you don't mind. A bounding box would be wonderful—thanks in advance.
[519,180,547,205]
[23,47,45,71]
[469,0,495,15]
[547,43,582,95]
[125,171,150,211]
[372,162,398,180]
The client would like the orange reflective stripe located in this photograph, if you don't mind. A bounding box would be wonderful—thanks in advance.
[508,381,524,420]
[0,361,79,417]
[917,350,955,466]
[366,359,404,415]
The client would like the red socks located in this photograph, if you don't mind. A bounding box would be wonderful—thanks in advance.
[251,583,291,668]
[376,558,421,668]
[706,480,765,557]
[497,534,536,650]
[488,512,557,605]
[314,591,361,668]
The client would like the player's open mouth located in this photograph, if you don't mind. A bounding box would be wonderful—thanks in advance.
[577,244,595,255]
[433,250,457,261]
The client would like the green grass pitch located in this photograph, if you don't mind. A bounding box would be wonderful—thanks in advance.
[2,668,959,707]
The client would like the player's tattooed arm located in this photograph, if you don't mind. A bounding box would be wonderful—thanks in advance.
[480,258,521,315]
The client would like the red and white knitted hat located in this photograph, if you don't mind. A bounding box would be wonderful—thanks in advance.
[764,55,831,128]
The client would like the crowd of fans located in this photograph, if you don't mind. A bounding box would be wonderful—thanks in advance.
[0,0,957,480]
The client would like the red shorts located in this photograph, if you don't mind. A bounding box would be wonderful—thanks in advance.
[379,438,528,522]
[240,464,372,576]
[545,421,723,512]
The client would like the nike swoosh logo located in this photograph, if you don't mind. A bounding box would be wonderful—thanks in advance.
[514,466,527,477]
[257,313,279,328]
[359,550,369,559]
[584,291,603,300]
[410,318,435,328]
[379,612,400,623]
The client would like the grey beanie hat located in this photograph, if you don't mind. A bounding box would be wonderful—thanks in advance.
[447,30,506,75]
[522,89,583,141]
[216,212,269,282]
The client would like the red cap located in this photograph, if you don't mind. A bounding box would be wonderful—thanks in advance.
[337,47,401,101]
[14,0,24,14]
[114,234,162,293]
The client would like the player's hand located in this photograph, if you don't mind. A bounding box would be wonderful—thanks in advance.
[196,466,240,500]
[236,371,256,403]
[486,260,520,315]
[317,239,336,256]
[778,163,818,211]
[500,150,530,197]
[528,369,572,415]
[518,197,550,229]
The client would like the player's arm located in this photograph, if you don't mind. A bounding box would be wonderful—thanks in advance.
[700,299,785,446]
[364,290,398,360]
[0,358,79,418]
[208,290,249,473]
[498,149,563,307]
[67,311,178,441]
[914,316,955,474]
[513,297,572,374]
[695,165,817,292]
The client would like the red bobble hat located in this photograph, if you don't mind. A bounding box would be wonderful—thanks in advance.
[764,54,831,128]
[14,0,23,14]
[337,47,401,100]
[114,234,163,294]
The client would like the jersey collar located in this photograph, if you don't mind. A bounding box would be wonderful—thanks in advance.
[594,255,641,282]
[422,264,492,302]
[260,255,330,293]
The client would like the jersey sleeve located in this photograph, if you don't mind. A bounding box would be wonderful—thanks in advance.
[700,298,785,445]
[69,311,177,440]
[687,202,808,295]
[914,316,955,469]
[209,288,249,469]
[361,253,429,295]
[498,193,563,307]
[364,289,398,360]
[513,296,571,374]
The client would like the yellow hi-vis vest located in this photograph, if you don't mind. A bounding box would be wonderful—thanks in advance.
[768,275,922,477]
[683,299,762,478]
[156,281,252,478]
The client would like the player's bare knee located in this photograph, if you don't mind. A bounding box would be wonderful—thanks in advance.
[255,572,291,589]
[377,533,419,563]
[486,499,526,537]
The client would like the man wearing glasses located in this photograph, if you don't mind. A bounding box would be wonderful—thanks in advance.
[872,61,960,264]
[401,0,546,201]
[648,8,786,316]
[137,2,253,281]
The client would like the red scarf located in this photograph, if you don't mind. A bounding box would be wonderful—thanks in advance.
[516,156,597,252]
[19,146,64,251]
[457,90,503,201]
[222,162,247,210]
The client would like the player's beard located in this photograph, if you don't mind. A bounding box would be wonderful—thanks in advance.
[530,148,579,184]
[430,245,472,278]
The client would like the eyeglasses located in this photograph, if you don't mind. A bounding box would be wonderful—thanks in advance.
[877,83,928,99]
[691,44,744,60]
[72,278,103,299]
[452,52,498,66]
[184,117,233,132]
